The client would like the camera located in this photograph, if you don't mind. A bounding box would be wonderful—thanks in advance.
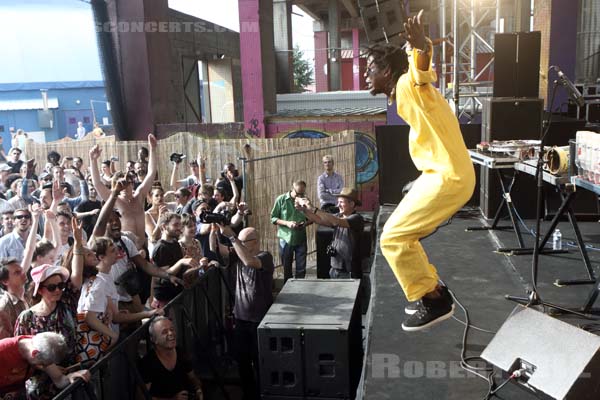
[170,153,186,164]
[199,210,232,225]
[110,156,119,162]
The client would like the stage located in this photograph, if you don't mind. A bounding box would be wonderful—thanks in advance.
[360,205,600,400]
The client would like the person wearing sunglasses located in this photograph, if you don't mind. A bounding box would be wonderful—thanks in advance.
[317,155,344,214]
[14,259,84,399]
[0,208,39,263]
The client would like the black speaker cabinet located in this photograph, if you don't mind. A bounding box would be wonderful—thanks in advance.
[479,166,538,219]
[482,306,600,399]
[360,0,407,46]
[259,280,362,399]
[494,32,541,98]
[377,124,480,206]
[376,125,419,205]
[482,97,543,142]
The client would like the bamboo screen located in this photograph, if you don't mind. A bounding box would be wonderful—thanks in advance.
[243,132,356,263]
[25,132,356,266]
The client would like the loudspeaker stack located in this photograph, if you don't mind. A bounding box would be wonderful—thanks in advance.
[359,0,407,46]
[480,31,542,218]
[259,279,362,400]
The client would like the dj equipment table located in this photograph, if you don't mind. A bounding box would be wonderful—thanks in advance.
[467,150,525,250]
[512,162,594,289]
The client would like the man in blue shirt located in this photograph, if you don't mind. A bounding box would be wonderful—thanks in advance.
[0,208,39,263]
[317,155,344,213]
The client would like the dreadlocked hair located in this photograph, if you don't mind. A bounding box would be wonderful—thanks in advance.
[364,43,409,84]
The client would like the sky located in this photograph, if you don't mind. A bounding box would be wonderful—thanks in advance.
[0,0,316,84]
[0,0,103,83]
[168,0,316,62]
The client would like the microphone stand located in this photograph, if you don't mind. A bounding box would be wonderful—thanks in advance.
[505,78,595,319]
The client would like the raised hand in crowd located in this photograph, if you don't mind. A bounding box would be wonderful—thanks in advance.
[89,144,102,161]
[72,215,84,246]
[51,179,64,207]
[29,202,43,219]
[25,159,36,179]
[197,153,207,184]
[148,132,157,150]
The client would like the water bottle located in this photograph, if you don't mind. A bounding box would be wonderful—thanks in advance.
[552,229,563,251]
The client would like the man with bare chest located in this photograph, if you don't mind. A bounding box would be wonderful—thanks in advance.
[88,134,158,248]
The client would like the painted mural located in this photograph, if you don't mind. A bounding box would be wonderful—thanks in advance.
[283,129,380,210]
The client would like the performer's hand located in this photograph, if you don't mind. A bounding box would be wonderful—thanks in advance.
[403,9,427,51]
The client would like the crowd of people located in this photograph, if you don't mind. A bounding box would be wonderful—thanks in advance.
[0,131,366,400]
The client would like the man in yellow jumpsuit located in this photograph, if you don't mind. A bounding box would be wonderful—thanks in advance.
[365,10,475,331]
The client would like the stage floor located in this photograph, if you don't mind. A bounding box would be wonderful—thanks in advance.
[360,205,600,400]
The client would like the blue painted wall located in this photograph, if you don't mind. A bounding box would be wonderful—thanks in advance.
[0,82,109,150]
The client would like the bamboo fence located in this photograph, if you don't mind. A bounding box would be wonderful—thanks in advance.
[25,132,357,268]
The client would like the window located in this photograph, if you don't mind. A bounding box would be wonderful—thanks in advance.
[197,59,235,123]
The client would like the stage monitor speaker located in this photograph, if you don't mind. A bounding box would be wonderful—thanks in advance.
[482,97,543,142]
[494,32,541,98]
[482,306,600,399]
[360,0,407,46]
[259,280,362,399]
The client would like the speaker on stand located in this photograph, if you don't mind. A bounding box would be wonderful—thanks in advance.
[359,0,407,46]
[493,32,541,98]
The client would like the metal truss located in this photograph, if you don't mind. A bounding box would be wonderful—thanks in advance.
[435,0,500,121]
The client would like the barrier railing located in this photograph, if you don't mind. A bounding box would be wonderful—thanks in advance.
[53,265,236,400]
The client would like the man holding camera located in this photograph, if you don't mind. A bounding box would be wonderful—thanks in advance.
[212,223,274,400]
[296,188,364,279]
[271,181,309,282]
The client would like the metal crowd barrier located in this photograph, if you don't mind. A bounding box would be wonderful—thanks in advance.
[53,265,236,400]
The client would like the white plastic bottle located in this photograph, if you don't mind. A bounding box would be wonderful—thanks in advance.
[552,229,563,251]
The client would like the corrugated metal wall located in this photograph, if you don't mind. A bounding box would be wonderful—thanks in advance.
[577,0,600,84]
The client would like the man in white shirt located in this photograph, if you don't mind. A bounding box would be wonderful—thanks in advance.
[76,121,86,140]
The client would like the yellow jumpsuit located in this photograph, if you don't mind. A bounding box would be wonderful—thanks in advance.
[380,45,475,302]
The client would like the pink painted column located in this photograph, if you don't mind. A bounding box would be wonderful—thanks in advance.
[314,30,329,92]
[352,28,360,91]
[238,0,276,137]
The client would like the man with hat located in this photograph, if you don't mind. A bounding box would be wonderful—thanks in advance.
[296,187,364,279]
